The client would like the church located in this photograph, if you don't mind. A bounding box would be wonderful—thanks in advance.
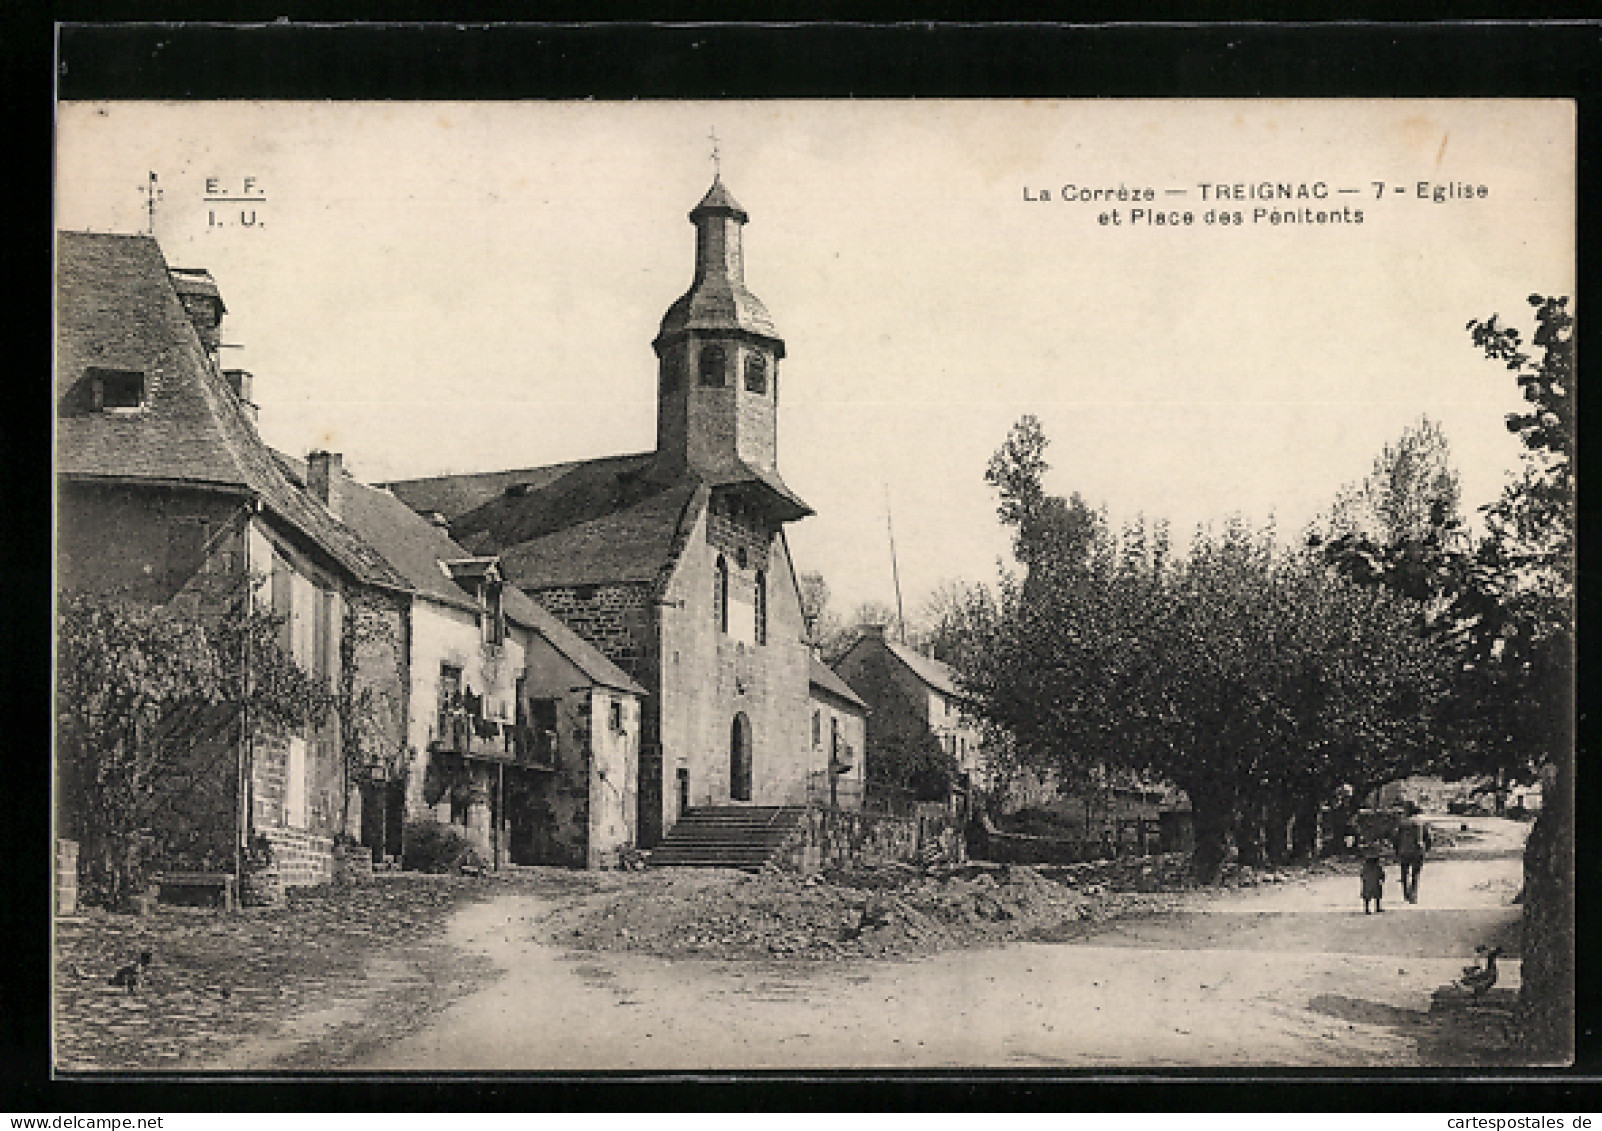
[387,176,818,848]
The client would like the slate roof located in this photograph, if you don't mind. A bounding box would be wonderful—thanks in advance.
[275,451,643,696]
[386,448,812,595]
[810,656,869,711]
[385,452,657,525]
[840,630,965,699]
[883,640,965,699]
[691,176,748,221]
[56,231,411,594]
[656,176,783,349]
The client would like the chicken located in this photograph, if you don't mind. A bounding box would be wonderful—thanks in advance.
[109,950,152,993]
[1458,946,1502,997]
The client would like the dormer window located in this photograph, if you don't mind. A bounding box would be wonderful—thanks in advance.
[89,368,147,412]
[744,351,768,394]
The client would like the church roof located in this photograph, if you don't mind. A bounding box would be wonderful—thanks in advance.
[657,279,781,345]
[384,453,657,525]
[56,230,411,594]
[656,176,783,349]
[390,454,707,593]
[691,176,748,221]
[386,449,810,595]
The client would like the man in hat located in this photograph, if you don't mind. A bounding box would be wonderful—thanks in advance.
[1393,811,1433,904]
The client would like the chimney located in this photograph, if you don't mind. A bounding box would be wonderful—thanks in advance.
[169,268,226,357]
[307,450,343,516]
[223,370,257,423]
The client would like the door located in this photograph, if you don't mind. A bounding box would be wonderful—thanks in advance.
[677,767,690,819]
[729,713,753,802]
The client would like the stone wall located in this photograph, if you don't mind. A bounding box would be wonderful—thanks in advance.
[532,583,653,676]
[259,825,334,887]
[657,512,812,838]
[777,804,967,873]
[56,482,246,607]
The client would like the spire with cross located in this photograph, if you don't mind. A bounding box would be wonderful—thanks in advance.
[708,128,721,177]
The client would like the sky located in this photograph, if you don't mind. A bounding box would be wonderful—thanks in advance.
[55,100,1574,618]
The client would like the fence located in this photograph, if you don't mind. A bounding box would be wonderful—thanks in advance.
[803,773,932,818]
[974,812,1179,865]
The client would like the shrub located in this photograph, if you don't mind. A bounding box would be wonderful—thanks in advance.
[402,818,487,873]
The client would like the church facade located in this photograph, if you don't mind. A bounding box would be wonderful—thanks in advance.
[388,177,818,847]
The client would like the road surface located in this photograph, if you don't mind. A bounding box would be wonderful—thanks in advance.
[344,815,1526,1070]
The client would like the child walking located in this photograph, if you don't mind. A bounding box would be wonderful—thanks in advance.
[1361,855,1386,914]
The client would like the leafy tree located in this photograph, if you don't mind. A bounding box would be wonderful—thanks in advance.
[1467,295,1574,1059]
[56,589,335,909]
[984,415,1104,577]
[1314,416,1468,611]
[968,519,1448,880]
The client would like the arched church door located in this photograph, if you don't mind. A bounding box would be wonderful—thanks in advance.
[729,713,753,802]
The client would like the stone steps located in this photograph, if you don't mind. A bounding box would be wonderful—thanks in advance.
[649,805,806,870]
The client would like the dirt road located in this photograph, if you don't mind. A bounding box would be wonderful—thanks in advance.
[354,816,1528,1070]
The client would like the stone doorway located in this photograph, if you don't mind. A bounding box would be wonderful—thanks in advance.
[730,712,753,801]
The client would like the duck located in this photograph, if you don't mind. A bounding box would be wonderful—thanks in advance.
[1459,946,1503,997]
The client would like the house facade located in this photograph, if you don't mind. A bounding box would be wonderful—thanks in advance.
[274,451,645,869]
[807,656,869,810]
[834,625,988,797]
[387,177,819,847]
[56,231,413,887]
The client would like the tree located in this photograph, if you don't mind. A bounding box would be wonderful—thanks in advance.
[917,578,997,669]
[984,415,1104,577]
[1467,295,1574,1060]
[56,589,335,909]
[966,519,1449,880]
[1315,416,1468,611]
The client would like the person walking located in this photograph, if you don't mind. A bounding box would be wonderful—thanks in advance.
[1393,812,1433,904]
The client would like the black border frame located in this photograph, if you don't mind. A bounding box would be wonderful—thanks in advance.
[17,16,1602,1112]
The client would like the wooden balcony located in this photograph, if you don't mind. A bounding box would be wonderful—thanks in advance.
[432,710,557,771]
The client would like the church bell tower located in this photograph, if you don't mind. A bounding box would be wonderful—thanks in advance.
[653,177,786,476]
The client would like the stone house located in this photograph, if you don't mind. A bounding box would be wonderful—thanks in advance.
[55,231,413,886]
[387,177,818,847]
[807,656,869,810]
[833,625,988,797]
[274,451,644,868]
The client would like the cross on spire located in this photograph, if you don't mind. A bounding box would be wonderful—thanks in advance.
[708,127,721,176]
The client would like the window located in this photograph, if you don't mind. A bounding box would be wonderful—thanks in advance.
[483,579,506,645]
[270,556,293,654]
[754,570,767,645]
[714,555,729,633]
[831,716,840,760]
[439,664,463,712]
[89,368,146,411]
[744,351,768,394]
[812,710,822,747]
[698,343,727,387]
[609,697,624,733]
